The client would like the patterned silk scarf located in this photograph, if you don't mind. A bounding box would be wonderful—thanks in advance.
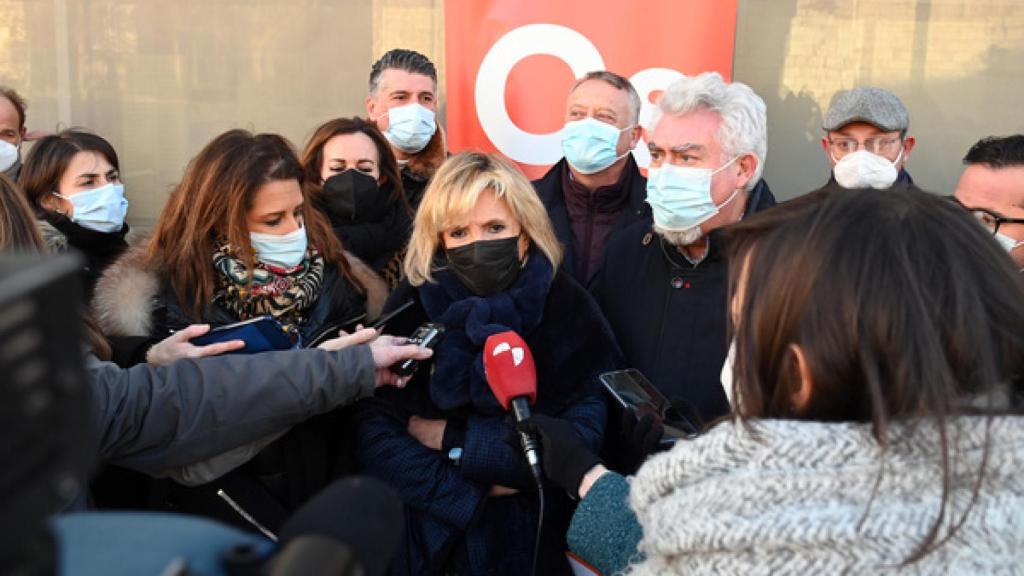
[212,243,325,338]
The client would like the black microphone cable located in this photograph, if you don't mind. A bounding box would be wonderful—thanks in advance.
[530,473,545,576]
[512,399,546,576]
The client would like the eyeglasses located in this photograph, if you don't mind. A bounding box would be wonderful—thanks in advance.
[949,196,1024,236]
[827,137,902,159]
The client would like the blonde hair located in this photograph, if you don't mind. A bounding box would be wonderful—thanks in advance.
[404,152,562,285]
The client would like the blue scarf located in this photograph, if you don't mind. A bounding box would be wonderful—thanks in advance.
[417,252,553,414]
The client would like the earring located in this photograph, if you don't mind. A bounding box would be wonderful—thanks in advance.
[48,192,66,215]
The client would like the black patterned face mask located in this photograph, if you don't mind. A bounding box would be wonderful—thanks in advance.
[444,236,523,297]
[321,169,388,223]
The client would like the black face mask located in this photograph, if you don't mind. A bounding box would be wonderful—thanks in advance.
[445,236,523,297]
[321,169,389,224]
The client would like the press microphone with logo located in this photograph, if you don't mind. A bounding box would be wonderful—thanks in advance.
[483,330,543,484]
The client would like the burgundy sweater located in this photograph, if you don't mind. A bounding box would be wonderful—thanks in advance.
[560,163,632,281]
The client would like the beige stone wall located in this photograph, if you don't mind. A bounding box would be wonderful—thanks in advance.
[2,0,1021,225]
[737,0,1024,198]
[372,0,445,122]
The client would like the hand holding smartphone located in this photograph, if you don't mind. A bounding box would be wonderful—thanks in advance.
[600,369,698,447]
[391,322,445,377]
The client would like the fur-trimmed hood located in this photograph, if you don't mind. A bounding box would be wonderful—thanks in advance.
[92,239,389,338]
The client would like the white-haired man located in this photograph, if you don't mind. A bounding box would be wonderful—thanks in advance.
[590,73,775,456]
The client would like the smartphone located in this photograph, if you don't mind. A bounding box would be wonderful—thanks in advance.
[599,369,698,445]
[190,316,295,354]
[391,322,445,377]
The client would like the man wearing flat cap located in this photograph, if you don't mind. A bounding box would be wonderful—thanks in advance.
[821,87,915,189]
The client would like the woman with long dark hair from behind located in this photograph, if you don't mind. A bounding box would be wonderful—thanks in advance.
[301,117,413,287]
[524,186,1024,574]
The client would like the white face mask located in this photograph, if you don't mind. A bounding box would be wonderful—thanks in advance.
[53,183,129,233]
[832,148,902,189]
[0,139,20,176]
[720,339,737,409]
[996,231,1024,272]
[995,231,1023,254]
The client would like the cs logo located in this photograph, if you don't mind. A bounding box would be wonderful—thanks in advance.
[474,24,684,169]
[444,1,738,176]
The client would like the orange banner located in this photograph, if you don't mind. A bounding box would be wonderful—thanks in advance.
[444,1,739,178]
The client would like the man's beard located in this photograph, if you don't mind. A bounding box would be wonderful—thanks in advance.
[653,223,704,246]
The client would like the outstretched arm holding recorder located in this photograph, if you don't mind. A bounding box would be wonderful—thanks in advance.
[86,337,432,484]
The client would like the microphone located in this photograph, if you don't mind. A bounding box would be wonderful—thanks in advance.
[483,331,543,483]
[267,476,403,576]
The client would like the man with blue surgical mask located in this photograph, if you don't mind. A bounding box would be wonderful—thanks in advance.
[590,73,776,458]
[366,49,445,209]
[533,71,648,284]
[821,86,916,189]
[954,135,1024,271]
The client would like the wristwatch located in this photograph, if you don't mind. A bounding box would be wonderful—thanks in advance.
[447,447,463,467]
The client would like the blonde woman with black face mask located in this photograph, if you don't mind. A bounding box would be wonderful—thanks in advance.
[353,152,623,575]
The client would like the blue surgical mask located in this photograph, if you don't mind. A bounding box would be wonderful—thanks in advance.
[382,103,437,154]
[561,117,632,175]
[646,157,741,231]
[53,183,129,233]
[250,226,309,269]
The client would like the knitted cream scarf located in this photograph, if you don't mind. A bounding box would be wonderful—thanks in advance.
[626,417,1024,575]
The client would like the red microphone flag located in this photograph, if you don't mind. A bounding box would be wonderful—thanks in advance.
[482,330,537,409]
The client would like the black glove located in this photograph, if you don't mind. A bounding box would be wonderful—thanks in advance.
[619,407,664,474]
[518,414,601,497]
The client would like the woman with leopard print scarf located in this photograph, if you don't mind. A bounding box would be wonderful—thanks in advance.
[92,129,389,533]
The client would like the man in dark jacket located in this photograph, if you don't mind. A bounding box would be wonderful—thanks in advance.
[365,49,446,209]
[820,86,916,189]
[590,72,776,439]
[532,71,649,284]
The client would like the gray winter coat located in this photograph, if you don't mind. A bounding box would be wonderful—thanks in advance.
[84,345,375,482]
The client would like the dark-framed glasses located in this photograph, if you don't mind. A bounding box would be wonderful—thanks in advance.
[949,196,1024,235]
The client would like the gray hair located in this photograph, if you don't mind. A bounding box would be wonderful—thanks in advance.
[369,49,437,95]
[649,72,767,191]
[570,71,641,126]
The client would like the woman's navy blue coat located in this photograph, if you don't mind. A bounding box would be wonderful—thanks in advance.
[354,257,621,575]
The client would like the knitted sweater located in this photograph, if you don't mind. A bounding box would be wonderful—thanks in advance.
[624,417,1023,575]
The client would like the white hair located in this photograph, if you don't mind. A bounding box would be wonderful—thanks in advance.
[653,223,704,247]
[649,72,767,191]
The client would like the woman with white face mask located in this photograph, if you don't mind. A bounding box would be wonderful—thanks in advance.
[18,129,130,293]
[91,129,389,531]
